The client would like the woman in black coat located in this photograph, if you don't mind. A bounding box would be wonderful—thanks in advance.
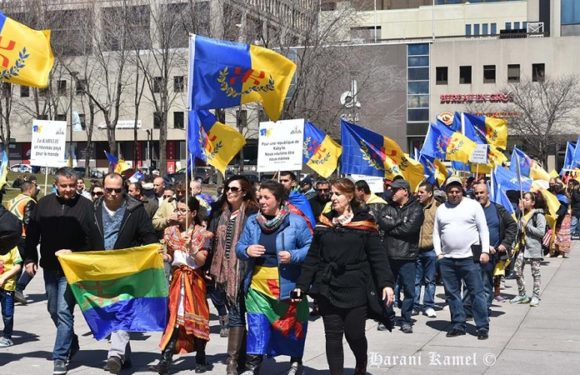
[293,178,395,375]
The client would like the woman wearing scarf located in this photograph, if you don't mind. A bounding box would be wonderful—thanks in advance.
[293,178,395,375]
[208,175,259,375]
[236,180,312,375]
[511,192,547,307]
[151,197,213,374]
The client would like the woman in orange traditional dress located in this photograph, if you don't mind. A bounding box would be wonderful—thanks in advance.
[150,197,213,374]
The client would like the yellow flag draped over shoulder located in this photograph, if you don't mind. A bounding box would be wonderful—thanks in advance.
[0,12,54,88]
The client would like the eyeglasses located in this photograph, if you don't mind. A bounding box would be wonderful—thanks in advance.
[173,208,188,215]
[105,188,123,194]
[92,191,104,196]
[225,186,241,193]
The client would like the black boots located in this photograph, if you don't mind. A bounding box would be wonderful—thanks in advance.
[194,337,209,373]
[226,327,246,375]
[240,354,263,375]
[149,337,176,375]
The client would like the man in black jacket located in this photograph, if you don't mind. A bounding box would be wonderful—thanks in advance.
[93,173,157,374]
[467,183,517,312]
[377,179,424,334]
[24,167,99,375]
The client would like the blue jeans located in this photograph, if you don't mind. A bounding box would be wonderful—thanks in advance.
[44,270,78,361]
[0,289,14,339]
[414,250,437,310]
[389,259,416,324]
[463,257,495,315]
[15,239,33,292]
[571,216,580,238]
[206,283,228,317]
[439,257,489,333]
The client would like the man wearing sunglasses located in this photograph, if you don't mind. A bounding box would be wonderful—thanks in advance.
[92,173,157,374]
[307,180,331,223]
[23,167,100,375]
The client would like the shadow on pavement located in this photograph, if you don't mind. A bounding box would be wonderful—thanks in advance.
[0,350,52,367]
[425,319,451,332]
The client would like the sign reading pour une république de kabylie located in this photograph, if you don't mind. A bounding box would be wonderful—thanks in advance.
[30,120,67,167]
[257,119,304,173]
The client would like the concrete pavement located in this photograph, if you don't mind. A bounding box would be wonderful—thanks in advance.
[1,241,579,374]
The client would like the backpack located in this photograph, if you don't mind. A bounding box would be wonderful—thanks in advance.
[531,212,551,256]
[0,205,21,255]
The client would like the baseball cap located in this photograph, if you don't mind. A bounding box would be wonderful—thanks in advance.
[391,179,410,191]
[445,176,463,189]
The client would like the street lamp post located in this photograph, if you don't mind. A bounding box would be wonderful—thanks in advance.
[68,71,78,168]
[146,129,152,170]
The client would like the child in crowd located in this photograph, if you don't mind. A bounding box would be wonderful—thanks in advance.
[0,246,23,347]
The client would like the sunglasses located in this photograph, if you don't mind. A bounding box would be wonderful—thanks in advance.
[105,188,123,194]
[92,191,104,196]
[225,186,241,193]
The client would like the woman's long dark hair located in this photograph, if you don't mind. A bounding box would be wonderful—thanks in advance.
[177,196,201,226]
[217,175,259,212]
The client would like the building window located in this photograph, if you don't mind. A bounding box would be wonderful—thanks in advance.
[76,79,86,95]
[20,86,29,98]
[491,23,497,35]
[474,24,480,36]
[350,26,381,42]
[459,66,472,84]
[505,22,511,30]
[174,76,184,93]
[482,23,489,35]
[153,77,163,93]
[408,44,429,55]
[173,111,184,129]
[408,56,429,67]
[514,22,520,30]
[562,0,580,25]
[55,114,66,121]
[507,64,520,83]
[466,24,471,36]
[236,109,248,128]
[57,80,67,96]
[408,95,429,108]
[408,67,429,81]
[407,109,429,122]
[483,65,496,84]
[153,112,162,129]
[436,67,448,85]
[532,63,545,82]
[408,81,429,94]
[39,88,48,97]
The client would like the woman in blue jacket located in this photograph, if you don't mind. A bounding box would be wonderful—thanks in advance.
[236,180,312,375]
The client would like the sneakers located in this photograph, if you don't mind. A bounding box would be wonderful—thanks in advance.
[53,359,68,375]
[411,309,420,316]
[377,322,388,331]
[494,295,506,303]
[477,330,489,340]
[530,296,540,307]
[424,307,437,318]
[510,295,530,304]
[104,356,122,374]
[401,323,413,334]
[14,290,28,305]
[0,337,14,347]
[446,328,466,338]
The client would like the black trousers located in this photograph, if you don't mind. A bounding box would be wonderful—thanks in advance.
[318,297,368,375]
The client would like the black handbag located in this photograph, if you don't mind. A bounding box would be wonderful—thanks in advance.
[365,263,395,332]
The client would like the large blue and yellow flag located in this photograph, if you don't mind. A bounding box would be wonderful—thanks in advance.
[510,147,550,181]
[57,244,168,340]
[463,112,508,149]
[104,151,130,174]
[188,35,296,121]
[341,119,424,190]
[492,165,532,192]
[572,136,580,169]
[188,110,246,176]
[489,174,515,215]
[419,154,449,187]
[0,12,54,88]
[303,121,341,178]
[421,122,477,164]
[562,141,576,172]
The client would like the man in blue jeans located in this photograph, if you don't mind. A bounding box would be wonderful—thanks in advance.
[24,168,99,375]
[433,177,490,340]
[414,182,440,318]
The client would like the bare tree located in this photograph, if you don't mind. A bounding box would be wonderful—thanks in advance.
[503,75,580,163]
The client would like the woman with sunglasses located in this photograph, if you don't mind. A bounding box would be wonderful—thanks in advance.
[151,197,213,374]
[207,175,259,374]
[236,180,312,375]
[89,182,104,202]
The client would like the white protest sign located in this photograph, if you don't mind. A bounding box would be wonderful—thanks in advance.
[350,174,384,193]
[469,143,488,164]
[30,120,67,167]
[257,119,304,173]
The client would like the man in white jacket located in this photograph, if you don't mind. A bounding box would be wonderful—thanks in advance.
[433,177,490,340]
